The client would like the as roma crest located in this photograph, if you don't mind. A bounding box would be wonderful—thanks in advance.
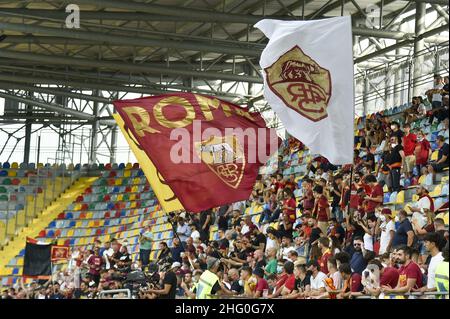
[194,135,245,189]
[265,45,332,122]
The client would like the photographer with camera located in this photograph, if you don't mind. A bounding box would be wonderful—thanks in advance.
[146,262,180,299]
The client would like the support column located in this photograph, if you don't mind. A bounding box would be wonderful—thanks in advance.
[363,74,370,116]
[110,97,118,164]
[23,91,33,164]
[413,2,426,96]
[89,90,99,164]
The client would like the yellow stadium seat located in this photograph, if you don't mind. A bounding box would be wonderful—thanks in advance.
[75,221,83,227]
[11,162,19,169]
[86,212,93,219]
[124,170,131,177]
[126,163,133,169]
[431,151,439,161]
[67,230,74,237]
[383,184,389,192]
[115,178,123,186]
[8,170,17,177]
[442,176,449,184]
[37,163,44,168]
[418,175,425,185]
[129,194,136,201]
[117,194,123,201]
[431,185,442,197]
[396,191,404,204]
[436,211,449,226]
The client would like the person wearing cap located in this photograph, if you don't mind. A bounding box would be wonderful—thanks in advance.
[194,257,227,299]
[376,208,396,255]
[147,262,180,299]
[410,184,435,217]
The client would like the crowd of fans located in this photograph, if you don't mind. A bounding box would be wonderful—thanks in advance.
[1,74,449,300]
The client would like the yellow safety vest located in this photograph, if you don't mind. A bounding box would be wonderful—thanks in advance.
[435,261,449,299]
[196,270,219,299]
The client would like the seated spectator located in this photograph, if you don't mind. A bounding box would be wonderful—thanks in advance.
[305,260,327,298]
[381,245,423,297]
[337,263,363,299]
[428,135,449,175]
[284,264,311,299]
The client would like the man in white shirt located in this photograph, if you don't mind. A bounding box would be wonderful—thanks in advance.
[176,216,191,243]
[428,74,443,109]
[305,260,327,297]
[189,223,200,242]
[102,241,115,270]
[416,232,444,293]
[278,236,296,261]
[377,208,396,255]
[410,185,434,228]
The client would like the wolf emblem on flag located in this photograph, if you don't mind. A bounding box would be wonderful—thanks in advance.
[265,45,332,122]
[194,135,245,189]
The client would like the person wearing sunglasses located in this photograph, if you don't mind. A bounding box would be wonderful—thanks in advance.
[350,237,367,276]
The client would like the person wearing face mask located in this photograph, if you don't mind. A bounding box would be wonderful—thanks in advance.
[389,121,403,143]
[384,135,405,192]
[376,208,396,255]
[392,210,415,248]
[414,129,432,173]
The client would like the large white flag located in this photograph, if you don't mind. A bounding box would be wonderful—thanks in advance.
[255,17,354,165]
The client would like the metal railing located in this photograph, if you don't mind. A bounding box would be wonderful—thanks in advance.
[98,289,131,299]
[355,291,449,299]
[0,164,82,248]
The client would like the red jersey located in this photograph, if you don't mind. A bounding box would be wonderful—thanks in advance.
[415,139,431,165]
[366,183,383,213]
[398,261,423,289]
[283,198,297,223]
[319,249,332,274]
[313,195,330,222]
[402,133,417,156]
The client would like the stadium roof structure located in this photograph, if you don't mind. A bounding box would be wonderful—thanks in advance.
[0,0,448,164]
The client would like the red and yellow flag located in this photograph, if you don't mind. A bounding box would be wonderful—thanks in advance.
[113,93,279,212]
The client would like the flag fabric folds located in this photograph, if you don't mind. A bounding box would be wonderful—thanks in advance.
[113,93,279,212]
[23,237,52,278]
[256,16,354,165]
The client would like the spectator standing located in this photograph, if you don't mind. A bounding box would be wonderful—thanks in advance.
[402,123,417,179]
[364,174,384,217]
[139,225,153,270]
[417,232,444,293]
[350,237,367,275]
[377,208,395,255]
[312,185,331,235]
[392,210,415,248]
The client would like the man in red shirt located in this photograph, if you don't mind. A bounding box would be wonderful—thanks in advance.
[284,174,297,191]
[300,178,314,215]
[268,261,296,298]
[363,174,383,218]
[87,247,103,285]
[365,259,399,297]
[282,188,297,224]
[381,245,423,297]
[402,123,417,179]
[253,268,269,298]
[318,237,332,274]
[312,185,330,236]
